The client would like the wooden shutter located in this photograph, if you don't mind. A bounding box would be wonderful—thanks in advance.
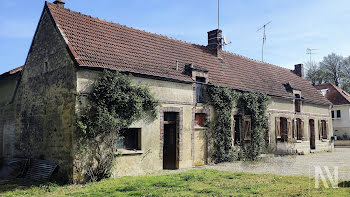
[318,120,321,140]
[293,119,297,140]
[300,120,305,139]
[287,118,292,142]
[244,119,251,140]
[301,120,305,140]
[275,117,281,139]
[324,121,328,139]
[232,119,235,146]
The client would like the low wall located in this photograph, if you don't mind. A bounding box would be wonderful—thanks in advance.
[335,140,350,147]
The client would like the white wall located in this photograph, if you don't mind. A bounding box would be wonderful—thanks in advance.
[332,105,350,139]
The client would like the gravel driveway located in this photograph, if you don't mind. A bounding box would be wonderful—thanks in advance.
[203,148,350,181]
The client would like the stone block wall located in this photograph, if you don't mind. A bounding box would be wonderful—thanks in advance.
[11,8,77,182]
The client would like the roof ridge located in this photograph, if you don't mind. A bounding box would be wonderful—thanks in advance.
[222,50,293,72]
[46,2,206,49]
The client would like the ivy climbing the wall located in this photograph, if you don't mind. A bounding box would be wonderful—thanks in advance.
[207,85,269,162]
[239,92,269,160]
[76,70,160,182]
[207,86,240,163]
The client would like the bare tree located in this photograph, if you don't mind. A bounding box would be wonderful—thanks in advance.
[319,53,344,86]
[342,56,350,92]
[305,61,324,85]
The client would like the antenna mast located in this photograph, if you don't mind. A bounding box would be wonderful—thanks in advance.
[257,21,272,62]
[218,0,220,30]
[306,48,318,62]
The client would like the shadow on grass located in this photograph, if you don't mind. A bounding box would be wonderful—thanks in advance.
[0,178,65,194]
[338,181,350,188]
[0,179,38,193]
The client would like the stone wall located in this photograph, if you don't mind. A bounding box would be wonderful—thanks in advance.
[75,70,195,178]
[267,97,333,154]
[12,8,77,182]
[0,104,16,162]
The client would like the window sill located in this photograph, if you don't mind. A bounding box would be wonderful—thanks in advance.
[195,126,207,130]
[117,149,143,155]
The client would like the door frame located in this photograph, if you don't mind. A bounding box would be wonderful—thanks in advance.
[160,107,183,169]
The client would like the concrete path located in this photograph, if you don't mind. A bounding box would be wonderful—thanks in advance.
[202,148,350,181]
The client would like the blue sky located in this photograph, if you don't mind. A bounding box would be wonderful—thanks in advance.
[1,0,350,74]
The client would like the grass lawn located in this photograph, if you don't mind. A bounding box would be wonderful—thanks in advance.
[1,169,349,196]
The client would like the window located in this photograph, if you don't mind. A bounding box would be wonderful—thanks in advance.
[117,128,141,150]
[337,110,341,118]
[295,94,301,113]
[195,113,206,127]
[331,111,335,119]
[196,77,206,103]
[244,116,251,141]
[280,117,288,142]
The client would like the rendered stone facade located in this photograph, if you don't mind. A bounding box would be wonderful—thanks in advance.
[0,1,334,183]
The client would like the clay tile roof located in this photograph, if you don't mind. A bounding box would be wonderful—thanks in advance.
[315,83,350,105]
[0,66,23,78]
[46,2,330,105]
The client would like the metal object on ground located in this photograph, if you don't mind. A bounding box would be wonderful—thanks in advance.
[25,159,57,182]
[0,158,29,179]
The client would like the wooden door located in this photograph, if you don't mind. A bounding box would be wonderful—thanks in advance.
[163,112,179,169]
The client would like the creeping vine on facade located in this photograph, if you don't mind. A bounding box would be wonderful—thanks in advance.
[207,86,269,162]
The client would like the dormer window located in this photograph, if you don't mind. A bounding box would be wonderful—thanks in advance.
[320,89,329,96]
[183,64,208,104]
[196,77,206,103]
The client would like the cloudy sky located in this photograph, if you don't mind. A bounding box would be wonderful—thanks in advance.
[1,0,349,74]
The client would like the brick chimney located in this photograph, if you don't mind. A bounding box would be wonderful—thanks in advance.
[207,29,222,57]
[53,0,65,8]
[294,64,304,78]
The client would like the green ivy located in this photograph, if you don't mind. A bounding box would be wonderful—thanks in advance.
[239,92,269,160]
[207,86,240,163]
[77,70,160,139]
[207,86,269,162]
[76,70,160,181]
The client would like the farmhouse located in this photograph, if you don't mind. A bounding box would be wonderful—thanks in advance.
[0,1,333,182]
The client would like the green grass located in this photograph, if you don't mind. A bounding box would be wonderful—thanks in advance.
[1,169,349,196]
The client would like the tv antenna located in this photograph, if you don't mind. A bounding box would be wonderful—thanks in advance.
[257,21,272,62]
[218,0,220,30]
[306,48,318,62]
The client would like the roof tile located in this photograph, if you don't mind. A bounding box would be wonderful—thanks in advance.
[46,2,330,105]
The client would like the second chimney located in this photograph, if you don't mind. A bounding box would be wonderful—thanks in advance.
[294,64,304,78]
[53,0,65,8]
[207,29,222,57]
